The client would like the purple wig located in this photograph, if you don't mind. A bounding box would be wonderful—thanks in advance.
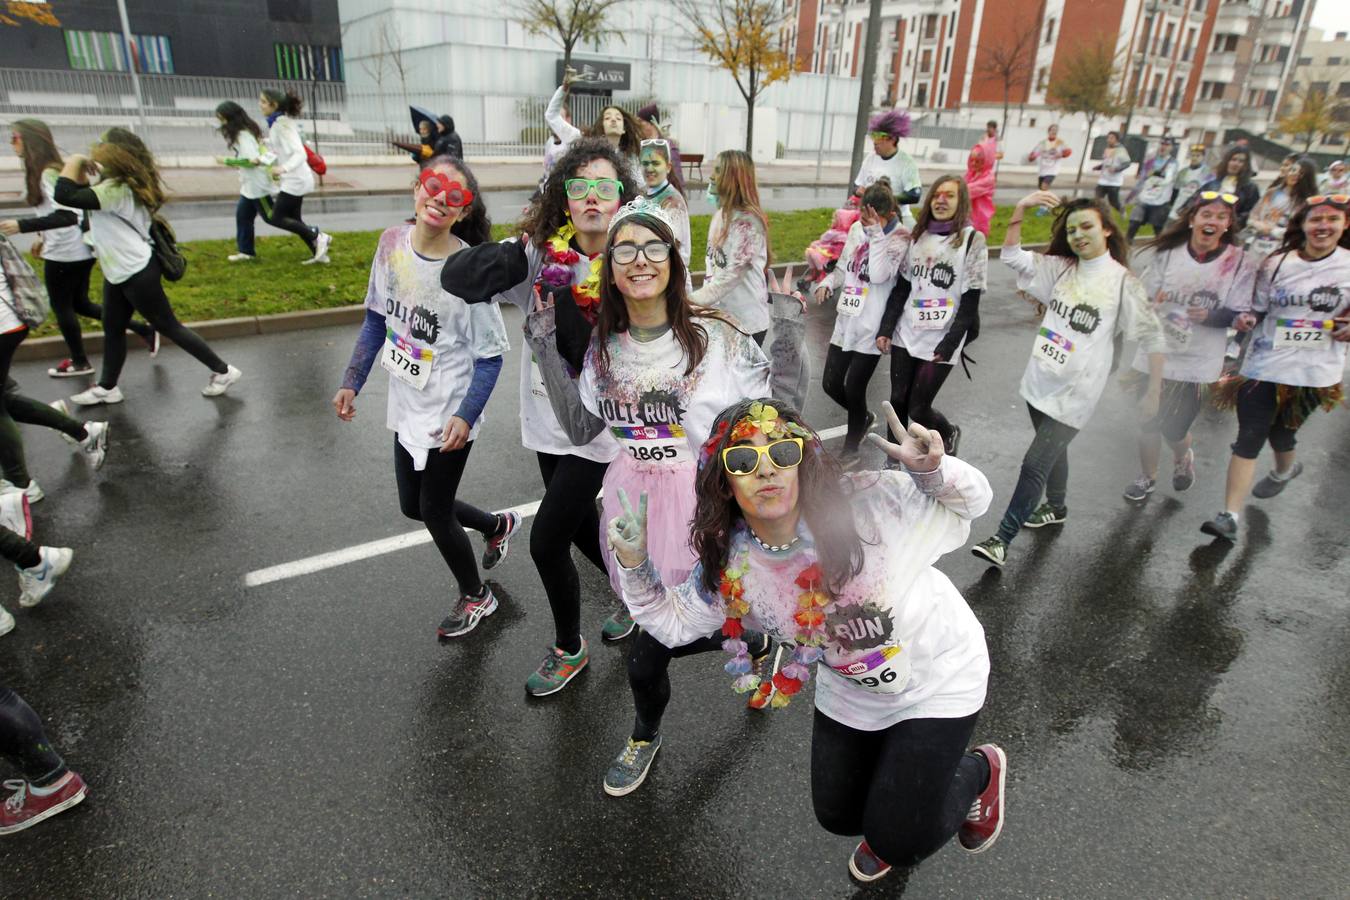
[636,102,660,124]
[867,109,912,140]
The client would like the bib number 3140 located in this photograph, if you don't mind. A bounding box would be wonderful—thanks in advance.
[838,283,866,318]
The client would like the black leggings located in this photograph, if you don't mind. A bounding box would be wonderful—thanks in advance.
[628,627,727,742]
[887,346,956,449]
[0,687,67,786]
[393,437,499,597]
[99,259,228,389]
[1095,184,1123,212]
[269,192,319,253]
[533,452,610,654]
[1230,379,1312,459]
[0,374,88,488]
[43,257,151,365]
[822,345,881,452]
[811,709,987,868]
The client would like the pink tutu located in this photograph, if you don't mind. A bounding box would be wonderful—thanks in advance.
[600,453,699,595]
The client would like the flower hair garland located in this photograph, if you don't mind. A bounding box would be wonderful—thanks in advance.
[699,402,814,469]
[539,221,603,323]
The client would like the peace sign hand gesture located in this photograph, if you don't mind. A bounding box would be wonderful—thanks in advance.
[607,488,649,570]
[866,401,945,473]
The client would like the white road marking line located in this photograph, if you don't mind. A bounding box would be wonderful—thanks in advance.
[243,423,853,587]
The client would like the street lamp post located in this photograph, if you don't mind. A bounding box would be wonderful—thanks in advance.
[114,0,150,137]
[849,0,885,181]
[814,7,848,183]
[1122,0,1162,136]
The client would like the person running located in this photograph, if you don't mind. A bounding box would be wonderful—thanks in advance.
[1168,143,1211,225]
[1126,136,1178,242]
[1028,124,1071,190]
[0,687,87,833]
[1200,145,1260,231]
[1201,194,1350,542]
[876,175,987,458]
[691,150,771,343]
[814,179,905,466]
[1320,160,1348,193]
[215,101,274,263]
[606,398,1005,881]
[438,139,639,675]
[258,88,332,265]
[638,139,691,270]
[1093,131,1132,213]
[854,110,922,226]
[965,144,995,235]
[0,490,73,630]
[54,128,242,405]
[971,193,1166,568]
[1122,191,1256,504]
[334,156,512,637]
[1242,157,1317,260]
[1,119,155,377]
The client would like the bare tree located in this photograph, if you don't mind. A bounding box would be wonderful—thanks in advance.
[511,0,631,73]
[975,13,1043,137]
[1049,38,1126,184]
[672,0,796,153]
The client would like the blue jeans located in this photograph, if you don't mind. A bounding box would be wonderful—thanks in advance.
[235,195,273,256]
[996,403,1079,544]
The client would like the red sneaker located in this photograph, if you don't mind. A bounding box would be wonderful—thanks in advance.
[959,743,1006,853]
[847,838,893,882]
[0,772,89,835]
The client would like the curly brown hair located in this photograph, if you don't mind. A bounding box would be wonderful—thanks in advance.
[693,399,866,598]
[519,138,639,250]
[589,105,643,158]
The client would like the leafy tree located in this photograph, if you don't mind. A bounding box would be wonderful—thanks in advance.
[1048,38,1126,183]
[1276,88,1346,153]
[1,1,60,27]
[510,0,630,72]
[673,0,796,153]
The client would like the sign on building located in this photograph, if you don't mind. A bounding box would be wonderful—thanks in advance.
[556,58,631,93]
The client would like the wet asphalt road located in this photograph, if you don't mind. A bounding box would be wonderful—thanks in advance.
[2,264,1347,898]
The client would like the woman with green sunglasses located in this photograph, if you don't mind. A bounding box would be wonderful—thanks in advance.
[606,397,1004,884]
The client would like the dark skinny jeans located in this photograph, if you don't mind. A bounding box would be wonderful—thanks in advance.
[822,345,881,453]
[268,192,319,253]
[0,687,68,786]
[533,452,610,655]
[887,346,956,449]
[43,257,151,365]
[995,403,1080,544]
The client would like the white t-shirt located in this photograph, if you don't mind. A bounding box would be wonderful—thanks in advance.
[364,226,510,468]
[1169,163,1210,219]
[266,116,315,197]
[1098,145,1132,187]
[827,220,906,355]
[1131,244,1256,383]
[1003,247,1165,428]
[1241,247,1350,388]
[87,180,153,285]
[854,149,921,227]
[231,131,274,200]
[895,228,988,363]
[1137,157,1179,207]
[692,209,770,335]
[1030,138,1069,178]
[620,457,993,731]
[36,169,92,263]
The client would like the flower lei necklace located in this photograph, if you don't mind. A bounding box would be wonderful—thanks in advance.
[540,221,603,323]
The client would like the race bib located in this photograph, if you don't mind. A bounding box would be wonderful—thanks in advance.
[1033,326,1074,371]
[611,423,690,464]
[381,329,434,391]
[1162,310,1193,349]
[1274,317,1334,348]
[911,297,953,330]
[838,282,866,318]
[830,645,910,694]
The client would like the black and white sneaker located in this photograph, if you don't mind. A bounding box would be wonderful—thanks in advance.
[1200,511,1238,542]
[1123,476,1155,503]
[437,585,498,638]
[482,511,522,570]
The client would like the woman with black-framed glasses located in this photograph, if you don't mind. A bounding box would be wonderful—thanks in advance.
[605,397,1004,884]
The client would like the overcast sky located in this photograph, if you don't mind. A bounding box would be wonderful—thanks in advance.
[1310,3,1350,38]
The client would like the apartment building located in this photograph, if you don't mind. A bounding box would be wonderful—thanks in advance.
[1272,26,1349,153]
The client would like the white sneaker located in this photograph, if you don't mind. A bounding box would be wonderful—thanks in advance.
[49,400,79,445]
[70,385,124,406]
[0,491,32,540]
[0,605,13,637]
[202,364,242,397]
[227,253,256,262]
[0,480,43,504]
[17,547,73,608]
[302,232,332,265]
[79,421,110,470]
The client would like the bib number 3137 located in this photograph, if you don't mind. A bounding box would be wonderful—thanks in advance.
[381,332,434,390]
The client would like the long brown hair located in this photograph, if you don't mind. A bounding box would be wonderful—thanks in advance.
[1274,200,1350,255]
[693,398,865,598]
[594,211,724,375]
[711,149,772,264]
[1045,197,1129,266]
[92,127,166,211]
[589,105,642,157]
[1146,196,1239,253]
[1262,157,1318,206]
[12,119,62,207]
[519,138,639,250]
[911,174,972,246]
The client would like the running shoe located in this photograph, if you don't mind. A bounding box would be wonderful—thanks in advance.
[70,385,123,406]
[1172,448,1196,492]
[0,605,13,637]
[0,479,44,504]
[0,491,32,540]
[302,232,332,265]
[47,359,93,378]
[1023,503,1067,528]
[848,839,892,883]
[227,253,256,262]
[1200,511,1238,542]
[202,365,243,397]
[601,605,636,642]
[49,401,80,446]
[142,329,160,358]
[1122,476,1155,503]
[959,743,1008,853]
[947,424,962,458]
[525,640,589,697]
[0,772,88,835]
[971,536,1007,568]
[17,547,73,608]
[79,421,110,471]
[482,511,522,571]
[1251,461,1303,499]
[602,734,661,797]
[437,585,498,638]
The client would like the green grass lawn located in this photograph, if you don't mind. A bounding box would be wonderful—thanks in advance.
[24,205,1087,338]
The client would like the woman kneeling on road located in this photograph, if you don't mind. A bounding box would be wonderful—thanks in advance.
[607,397,1005,884]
